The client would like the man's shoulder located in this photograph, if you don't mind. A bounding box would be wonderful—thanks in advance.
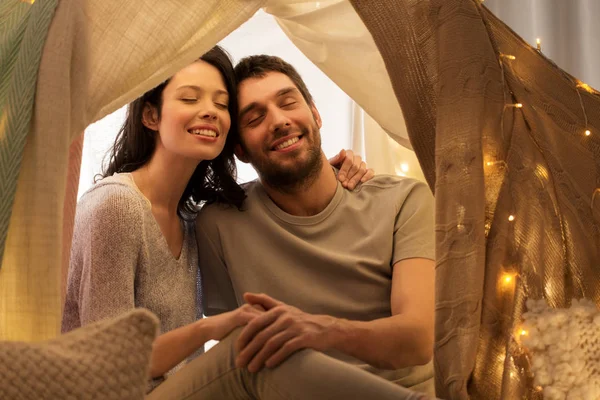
[197,180,261,221]
[355,174,429,196]
[349,175,433,215]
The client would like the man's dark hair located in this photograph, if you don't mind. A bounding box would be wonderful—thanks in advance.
[234,55,314,105]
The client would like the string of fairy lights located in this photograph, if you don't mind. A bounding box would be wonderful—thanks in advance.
[494,35,596,289]
[478,4,599,393]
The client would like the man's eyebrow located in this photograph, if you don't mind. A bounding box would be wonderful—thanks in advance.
[239,87,300,120]
[276,87,299,97]
[175,85,229,97]
[239,102,259,121]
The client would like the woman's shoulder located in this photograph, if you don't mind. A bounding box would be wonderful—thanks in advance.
[77,173,148,222]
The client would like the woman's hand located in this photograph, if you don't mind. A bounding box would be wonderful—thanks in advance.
[149,304,264,377]
[205,304,264,341]
[328,149,375,189]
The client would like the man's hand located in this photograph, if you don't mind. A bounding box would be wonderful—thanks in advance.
[235,293,338,372]
[328,149,375,189]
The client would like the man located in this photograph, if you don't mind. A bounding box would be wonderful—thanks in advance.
[196,55,435,395]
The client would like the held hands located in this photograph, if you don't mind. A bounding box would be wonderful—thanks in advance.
[328,149,375,189]
[235,293,338,373]
[206,304,265,342]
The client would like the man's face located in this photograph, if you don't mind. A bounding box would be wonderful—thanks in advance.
[236,72,323,188]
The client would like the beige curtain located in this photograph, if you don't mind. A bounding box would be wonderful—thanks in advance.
[351,102,425,180]
[0,0,59,340]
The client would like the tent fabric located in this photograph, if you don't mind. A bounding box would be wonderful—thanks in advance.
[349,0,600,398]
[0,0,59,339]
[0,0,58,268]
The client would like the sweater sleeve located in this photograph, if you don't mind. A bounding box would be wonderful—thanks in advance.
[75,185,144,326]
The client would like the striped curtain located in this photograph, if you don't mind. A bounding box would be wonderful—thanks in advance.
[0,0,59,340]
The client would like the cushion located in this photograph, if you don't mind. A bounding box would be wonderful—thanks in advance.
[521,299,600,399]
[0,308,158,400]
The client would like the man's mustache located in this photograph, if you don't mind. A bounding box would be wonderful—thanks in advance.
[272,127,304,140]
[265,126,311,151]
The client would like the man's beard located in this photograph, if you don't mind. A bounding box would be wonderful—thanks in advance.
[244,123,323,193]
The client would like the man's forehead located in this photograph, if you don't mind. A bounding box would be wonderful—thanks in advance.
[238,72,297,105]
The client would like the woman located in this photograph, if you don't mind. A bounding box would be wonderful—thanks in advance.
[62,46,426,400]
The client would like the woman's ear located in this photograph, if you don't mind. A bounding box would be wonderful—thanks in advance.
[142,103,160,131]
[234,144,250,163]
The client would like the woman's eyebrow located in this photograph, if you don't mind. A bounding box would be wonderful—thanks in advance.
[176,85,201,92]
[175,85,228,97]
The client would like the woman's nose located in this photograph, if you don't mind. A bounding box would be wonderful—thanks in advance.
[197,103,218,120]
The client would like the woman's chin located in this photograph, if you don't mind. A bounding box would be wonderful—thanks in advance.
[191,148,224,163]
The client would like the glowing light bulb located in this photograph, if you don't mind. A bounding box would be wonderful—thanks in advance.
[515,103,523,108]
[585,130,591,136]
[508,215,515,222]
[536,38,542,51]
[578,82,595,93]
[400,163,409,173]
[520,329,528,336]
[500,272,517,288]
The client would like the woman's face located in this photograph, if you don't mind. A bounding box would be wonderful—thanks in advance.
[148,60,231,162]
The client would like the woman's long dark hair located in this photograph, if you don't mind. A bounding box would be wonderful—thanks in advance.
[100,46,246,217]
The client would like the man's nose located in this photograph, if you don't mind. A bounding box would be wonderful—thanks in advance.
[270,109,291,133]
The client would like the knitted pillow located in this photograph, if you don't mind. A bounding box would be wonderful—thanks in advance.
[0,308,159,400]
[521,299,600,400]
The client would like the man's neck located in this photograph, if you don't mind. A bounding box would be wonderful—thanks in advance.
[261,154,338,216]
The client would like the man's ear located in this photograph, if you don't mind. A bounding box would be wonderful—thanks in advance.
[310,103,322,129]
[234,143,250,163]
[142,103,160,131]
